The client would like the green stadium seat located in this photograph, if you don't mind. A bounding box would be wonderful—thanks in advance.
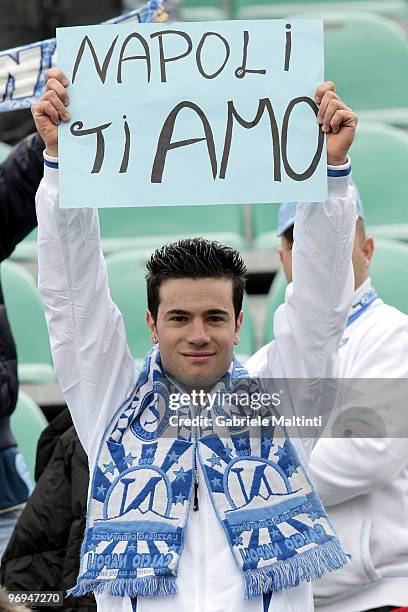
[99,203,246,256]
[317,13,408,125]
[11,391,48,481]
[1,260,56,384]
[11,204,246,262]
[106,251,153,366]
[351,123,408,241]
[180,0,229,21]
[106,249,255,366]
[263,239,408,343]
[231,0,408,19]
[0,141,11,162]
[369,240,408,315]
[251,203,280,250]
[9,228,38,262]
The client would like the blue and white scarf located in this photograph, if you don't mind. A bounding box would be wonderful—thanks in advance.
[68,348,348,599]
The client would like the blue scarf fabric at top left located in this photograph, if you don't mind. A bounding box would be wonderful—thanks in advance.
[68,347,348,600]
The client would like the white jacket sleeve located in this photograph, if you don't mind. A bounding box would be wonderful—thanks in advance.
[272,163,356,448]
[36,155,136,456]
[309,436,408,506]
[309,312,408,505]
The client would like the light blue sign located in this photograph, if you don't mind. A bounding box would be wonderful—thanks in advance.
[57,19,326,208]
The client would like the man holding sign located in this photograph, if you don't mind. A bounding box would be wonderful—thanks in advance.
[32,21,357,612]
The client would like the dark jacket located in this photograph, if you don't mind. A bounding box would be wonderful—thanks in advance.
[0,132,43,511]
[0,409,96,612]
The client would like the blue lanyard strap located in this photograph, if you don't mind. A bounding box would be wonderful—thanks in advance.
[346,287,378,327]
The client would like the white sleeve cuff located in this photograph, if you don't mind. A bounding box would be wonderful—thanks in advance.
[327,156,352,198]
[43,151,59,192]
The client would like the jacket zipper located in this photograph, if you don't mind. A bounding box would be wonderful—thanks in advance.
[193,444,199,511]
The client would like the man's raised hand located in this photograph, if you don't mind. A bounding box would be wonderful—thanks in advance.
[315,81,358,166]
[31,68,70,158]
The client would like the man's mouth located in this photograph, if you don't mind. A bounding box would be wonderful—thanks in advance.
[181,352,216,361]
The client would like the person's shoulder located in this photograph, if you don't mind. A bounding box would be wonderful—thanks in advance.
[368,299,408,329]
[245,341,275,376]
[355,299,408,346]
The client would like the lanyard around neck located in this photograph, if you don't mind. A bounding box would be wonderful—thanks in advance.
[346,287,378,327]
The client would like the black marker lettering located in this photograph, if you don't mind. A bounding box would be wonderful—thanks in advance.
[196,32,230,79]
[150,30,193,83]
[119,115,131,173]
[220,99,281,181]
[72,35,118,84]
[281,97,324,181]
[284,24,292,71]
[235,31,266,79]
[70,120,112,173]
[117,32,151,83]
[151,101,217,183]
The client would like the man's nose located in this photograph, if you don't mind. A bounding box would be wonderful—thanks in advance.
[186,319,211,345]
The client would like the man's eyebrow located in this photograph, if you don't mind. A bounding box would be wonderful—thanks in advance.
[165,309,191,316]
[205,309,230,316]
[164,308,230,316]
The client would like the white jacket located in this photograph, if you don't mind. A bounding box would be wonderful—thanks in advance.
[36,155,355,612]
[248,280,408,612]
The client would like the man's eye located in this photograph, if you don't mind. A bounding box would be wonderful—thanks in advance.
[208,316,224,322]
[170,316,186,322]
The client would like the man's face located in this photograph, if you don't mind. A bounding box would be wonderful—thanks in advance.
[146,277,243,391]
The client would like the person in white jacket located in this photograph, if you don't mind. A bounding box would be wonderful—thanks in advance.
[246,198,408,612]
[31,69,357,612]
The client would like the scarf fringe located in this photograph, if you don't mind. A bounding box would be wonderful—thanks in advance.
[67,576,177,598]
[244,539,349,599]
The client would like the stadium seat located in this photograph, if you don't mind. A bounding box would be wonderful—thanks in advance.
[263,239,408,343]
[1,260,56,384]
[351,123,408,241]
[369,240,408,316]
[12,205,246,262]
[180,0,229,21]
[9,228,38,262]
[0,141,11,162]
[99,204,246,256]
[11,391,48,481]
[317,13,408,125]
[106,249,255,366]
[251,203,280,250]
[231,0,408,19]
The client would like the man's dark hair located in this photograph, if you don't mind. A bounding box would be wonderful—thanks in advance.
[146,237,247,322]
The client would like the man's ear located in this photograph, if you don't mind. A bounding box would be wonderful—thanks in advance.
[363,237,375,268]
[278,246,284,266]
[146,310,158,343]
[234,310,244,345]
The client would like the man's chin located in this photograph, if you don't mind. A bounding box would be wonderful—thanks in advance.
[176,369,226,392]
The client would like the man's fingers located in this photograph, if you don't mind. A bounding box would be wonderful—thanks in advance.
[315,81,336,104]
[43,89,70,121]
[317,90,340,124]
[330,109,358,134]
[45,77,70,106]
[321,99,349,132]
[46,68,69,86]
[32,100,60,125]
